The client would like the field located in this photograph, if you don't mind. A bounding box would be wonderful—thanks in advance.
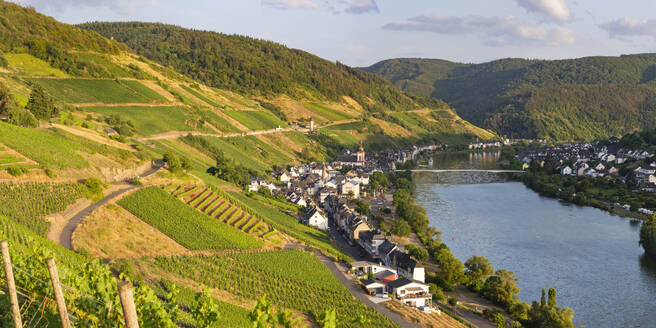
[233,250,343,291]
[149,253,393,327]
[180,84,220,107]
[84,105,195,135]
[320,128,360,147]
[4,53,68,77]
[228,191,349,261]
[27,78,166,104]
[198,110,241,133]
[0,122,90,168]
[224,110,287,130]
[118,186,263,250]
[182,136,269,173]
[303,103,352,121]
[222,136,293,167]
[169,185,271,238]
[73,52,134,78]
[0,182,86,236]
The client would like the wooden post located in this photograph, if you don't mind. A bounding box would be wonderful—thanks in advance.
[46,257,71,328]
[1,241,23,328]
[118,281,139,328]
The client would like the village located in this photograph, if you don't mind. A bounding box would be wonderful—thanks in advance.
[516,139,656,214]
[248,142,442,314]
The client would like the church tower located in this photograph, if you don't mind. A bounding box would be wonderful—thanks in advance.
[356,141,365,164]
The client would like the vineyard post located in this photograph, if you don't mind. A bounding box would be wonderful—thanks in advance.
[46,257,71,328]
[0,241,23,328]
[118,281,140,328]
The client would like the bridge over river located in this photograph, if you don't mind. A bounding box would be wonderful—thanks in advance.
[398,169,525,173]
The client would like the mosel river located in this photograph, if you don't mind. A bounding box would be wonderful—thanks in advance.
[414,151,656,328]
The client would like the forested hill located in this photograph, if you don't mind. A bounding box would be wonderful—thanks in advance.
[364,55,656,141]
[79,22,446,112]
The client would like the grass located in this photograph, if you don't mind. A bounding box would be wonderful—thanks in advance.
[4,53,68,77]
[224,110,287,130]
[182,136,269,173]
[26,78,164,103]
[198,110,240,133]
[118,187,263,250]
[233,250,343,292]
[303,103,352,121]
[221,136,292,167]
[0,122,89,168]
[84,105,195,136]
[180,84,220,107]
[74,52,133,78]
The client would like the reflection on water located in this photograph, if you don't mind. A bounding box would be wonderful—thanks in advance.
[416,151,656,328]
[429,151,502,170]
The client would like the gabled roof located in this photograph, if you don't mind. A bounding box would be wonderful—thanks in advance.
[374,270,396,279]
[378,240,397,257]
[386,277,414,289]
[391,250,421,270]
[358,230,385,243]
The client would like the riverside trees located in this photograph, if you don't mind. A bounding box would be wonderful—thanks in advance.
[640,215,656,258]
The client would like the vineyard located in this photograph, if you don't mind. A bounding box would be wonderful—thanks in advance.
[0,182,86,236]
[233,250,343,292]
[84,105,199,136]
[149,253,395,327]
[119,186,263,250]
[167,184,272,238]
[26,78,166,104]
[224,110,287,130]
[303,103,353,122]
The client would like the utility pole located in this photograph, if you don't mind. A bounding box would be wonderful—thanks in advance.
[46,257,71,328]
[1,241,23,328]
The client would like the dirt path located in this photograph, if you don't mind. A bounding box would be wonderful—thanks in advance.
[50,165,163,250]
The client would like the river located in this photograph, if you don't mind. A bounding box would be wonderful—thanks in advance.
[414,151,656,328]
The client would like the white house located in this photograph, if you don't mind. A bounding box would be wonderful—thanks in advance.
[386,278,431,308]
[303,206,328,231]
[560,166,572,175]
[249,178,277,192]
[340,180,360,198]
[361,279,387,296]
[595,163,606,171]
[350,261,395,276]
[279,172,292,183]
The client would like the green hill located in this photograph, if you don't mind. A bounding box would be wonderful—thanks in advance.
[364,55,656,141]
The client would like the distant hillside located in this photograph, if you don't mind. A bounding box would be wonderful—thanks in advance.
[79,22,447,113]
[364,56,656,140]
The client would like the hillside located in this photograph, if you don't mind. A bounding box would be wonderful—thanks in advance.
[364,55,656,141]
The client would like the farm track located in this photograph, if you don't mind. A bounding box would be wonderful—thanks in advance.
[53,164,163,250]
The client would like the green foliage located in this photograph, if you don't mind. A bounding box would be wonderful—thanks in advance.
[369,171,390,191]
[80,22,445,113]
[0,182,85,236]
[28,78,164,104]
[640,215,656,258]
[152,254,391,327]
[303,103,352,121]
[366,55,656,140]
[7,107,38,127]
[84,177,105,198]
[525,288,575,328]
[233,250,343,292]
[25,83,57,120]
[0,50,7,67]
[482,270,520,309]
[0,81,16,115]
[405,244,429,261]
[192,288,221,327]
[225,110,287,130]
[465,255,494,288]
[163,151,191,173]
[390,219,411,237]
[118,186,263,250]
[434,248,465,291]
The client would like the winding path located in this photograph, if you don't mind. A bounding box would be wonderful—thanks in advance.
[54,165,163,250]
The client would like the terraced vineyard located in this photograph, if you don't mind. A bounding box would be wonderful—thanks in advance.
[150,253,395,327]
[224,110,287,130]
[26,78,167,104]
[119,186,263,250]
[0,182,86,236]
[166,184,272,238]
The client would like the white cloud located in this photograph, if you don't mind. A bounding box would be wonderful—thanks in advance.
[383,15,577,47]
[262,0,320,10]
[262,0,378,14]
[599,18,656,39]
[344,0,378,14]
[10,0,156,15]
[515,0,571,23]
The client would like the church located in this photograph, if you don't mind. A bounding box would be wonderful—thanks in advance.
[333,141,366,167]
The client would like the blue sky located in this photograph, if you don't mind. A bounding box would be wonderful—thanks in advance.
[10,0,656,66]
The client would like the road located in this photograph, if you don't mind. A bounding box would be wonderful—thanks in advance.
[315,252,420,328]
[55,164,163,250]
[401,169,525,173]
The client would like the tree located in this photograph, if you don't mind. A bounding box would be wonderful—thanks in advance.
[390,219,411,237]
[406,244,429,261]
[0,51,7,68]
[258,185,272,198]
[163,152,182,173]
[370,171,389,191]
[526,288,575,328]
[493,312,506,328]
[0,81,16,115]
[8,107,38,128]
[465,255,494,288]
[640,214,656,258]
[25,83,57,120]
[435,248,465,291]
[482,270,520,308]
[249,295,301,328]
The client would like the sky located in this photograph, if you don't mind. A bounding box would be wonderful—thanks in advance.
[9,0,656,67]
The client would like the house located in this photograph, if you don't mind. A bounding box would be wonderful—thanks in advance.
[386,278,431,308]
[349,218,371,241]
[560,166,572,175]
[303,206,328,231]
[608,166,619,175]
[375,270,398,283]
[340,180,360,198]
[104,128,118,136]
[279,172,292,183]
[357,230,386,258]
[388,250,425,283]
[350,261,393,276]
[378,240,398,266]
[249,178,277,192]
[594,163,606,171]
[291,197,307,208]
[361,279,387,296]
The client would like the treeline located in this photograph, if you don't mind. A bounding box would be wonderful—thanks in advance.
[641,215,656,258]
[365,55,656,140]
[0,81,57,127]
[78,22,447,113]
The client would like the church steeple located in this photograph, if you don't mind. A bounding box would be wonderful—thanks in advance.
[356,141,365,164]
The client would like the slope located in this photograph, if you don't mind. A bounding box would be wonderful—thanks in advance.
[364,55,656,140]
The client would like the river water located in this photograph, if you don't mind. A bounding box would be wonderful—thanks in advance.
[414,151,656,328]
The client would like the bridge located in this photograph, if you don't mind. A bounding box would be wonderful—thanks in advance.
[398,169,525,173]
